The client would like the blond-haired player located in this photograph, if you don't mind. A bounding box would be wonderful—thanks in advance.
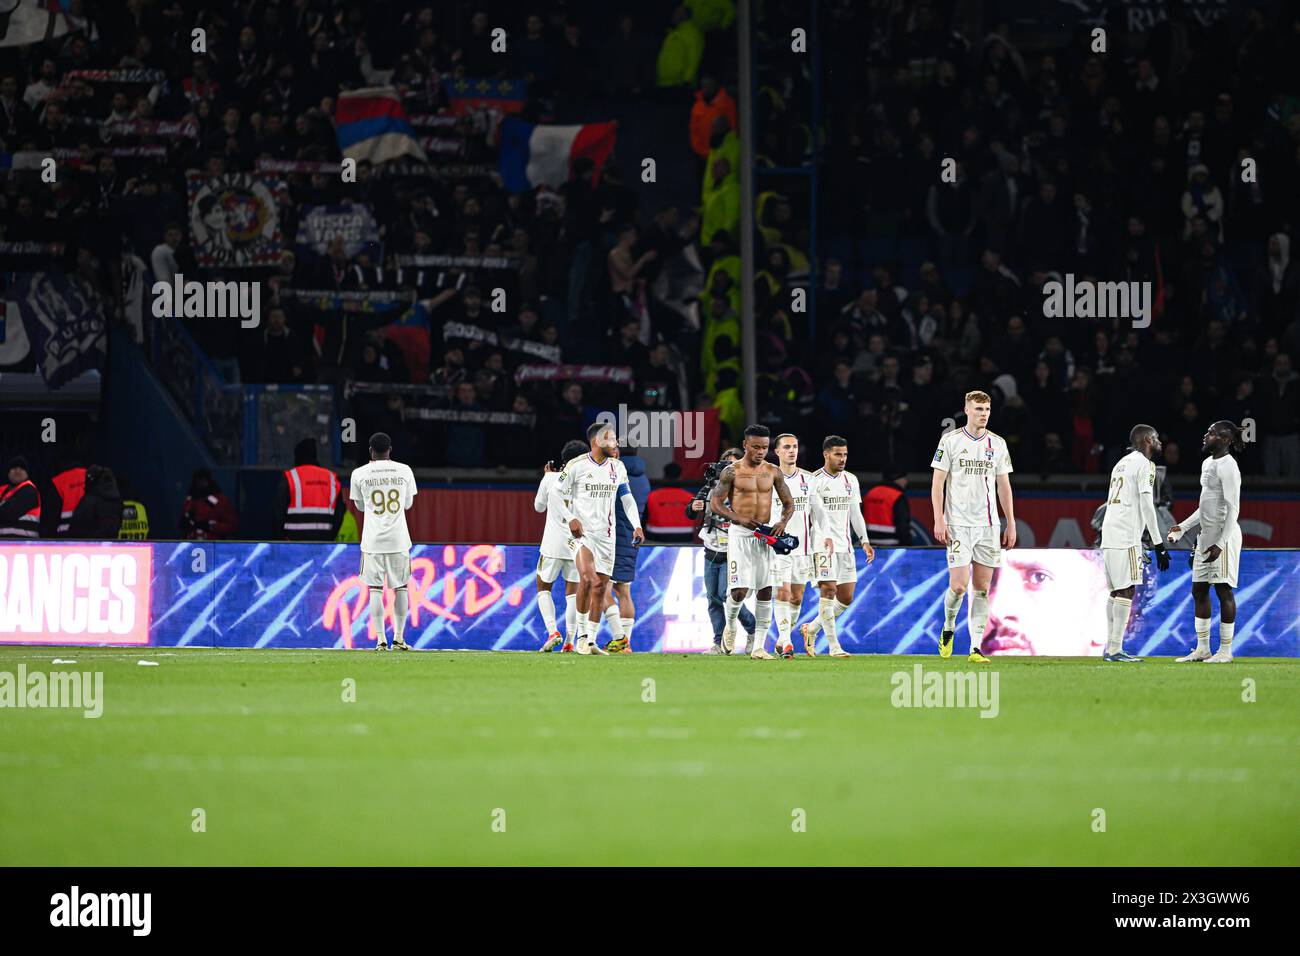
[930,391,1016,662]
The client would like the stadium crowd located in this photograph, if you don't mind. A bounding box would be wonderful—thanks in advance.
[0,0,1297,483]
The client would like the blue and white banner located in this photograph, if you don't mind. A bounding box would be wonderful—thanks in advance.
[2,272,106,389]
[1,543,1297,657]
[295,204,381,260]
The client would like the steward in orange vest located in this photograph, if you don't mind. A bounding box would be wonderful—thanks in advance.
[0,456,41,539]
[52,465,87,536]
[274,438,346,541]
[644,486,698,541]
[863,467,911,547]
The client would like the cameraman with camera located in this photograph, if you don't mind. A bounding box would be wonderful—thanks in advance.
[688,448,756,653]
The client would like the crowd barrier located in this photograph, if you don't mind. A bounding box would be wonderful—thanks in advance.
[0,542,1296,656]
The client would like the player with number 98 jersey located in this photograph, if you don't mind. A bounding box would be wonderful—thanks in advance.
[349,452,417,587]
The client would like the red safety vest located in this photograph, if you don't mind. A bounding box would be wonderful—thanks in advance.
[0,480,41,538]
[52,467,87,535]
[644,487,697,536]
[283,464,341,539]
[864,484,904,546]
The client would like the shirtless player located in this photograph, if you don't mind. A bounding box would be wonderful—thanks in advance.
[709,424,795,658]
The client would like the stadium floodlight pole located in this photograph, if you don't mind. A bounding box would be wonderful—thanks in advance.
[738,0,757,426]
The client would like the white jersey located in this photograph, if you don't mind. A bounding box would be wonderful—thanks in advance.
[1101,450,1158,549]
[553,453,629,542]
[931,428,1013,527]
[349,459,417,553]
[535,472,574,559]
[1193,454,1242,550]
[770,466,817,558]
[809,468,861,553]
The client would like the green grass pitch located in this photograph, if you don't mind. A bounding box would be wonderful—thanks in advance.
[1,647,1297,866]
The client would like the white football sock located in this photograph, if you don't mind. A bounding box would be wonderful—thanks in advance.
[819,597,839,651]
[537,589,557,634]
[1218,620,1234,650]
[775,600,792,647]
[603,604,624,639]
[393,588,409,643]
[564,600,577,641]
[1194,617,1211,652]
[943,588,962,630]
[620,618,634,644]
[753,600,772,654]
[1106,596,1132,655]
[368,588,385,642]
[724,594,742,628]
[969,589,989,653]
[833,598,849,618]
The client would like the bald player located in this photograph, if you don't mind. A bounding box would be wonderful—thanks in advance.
[1099,424,1171,661]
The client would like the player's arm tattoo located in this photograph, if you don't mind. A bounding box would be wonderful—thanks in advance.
[709,464,748,528]
[773,468,794,524]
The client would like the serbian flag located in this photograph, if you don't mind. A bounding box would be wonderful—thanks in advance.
[498,117,617,193]
[334,87,427,166]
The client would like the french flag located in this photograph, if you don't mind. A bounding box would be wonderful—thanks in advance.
[498,117,617,193]
[334,87,427,166]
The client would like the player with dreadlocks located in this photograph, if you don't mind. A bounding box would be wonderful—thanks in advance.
[1167,421,1244,663]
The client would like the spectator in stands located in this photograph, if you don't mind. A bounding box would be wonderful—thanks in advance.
[608,224,657,320]
[244,307,304,383]
[68,466,123,540]
[446,381,487,468]
[179,469,237,540]
[1260,353,1300,477]
[690,75,737,160]
[656,5,704,91]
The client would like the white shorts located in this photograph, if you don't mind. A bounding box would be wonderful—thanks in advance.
[536,553,579,584]
[771,552,815,588]
[812,550,857,585]
[1191,526,1241,588]
[575,534,614,577]
[361,551,411,589]
[1102,545,1145,591]
[946,525,1002,569]
[727,531,773,591]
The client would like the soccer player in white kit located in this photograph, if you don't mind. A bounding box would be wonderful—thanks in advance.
[1098,424,1172,662]
[349,432,418,650]
[549,422,644,655]
[767,433,827,658]
[930,390,1016,662]
[1167,421,1244,663]
[536,439,590,653]
[799,435,874,658]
